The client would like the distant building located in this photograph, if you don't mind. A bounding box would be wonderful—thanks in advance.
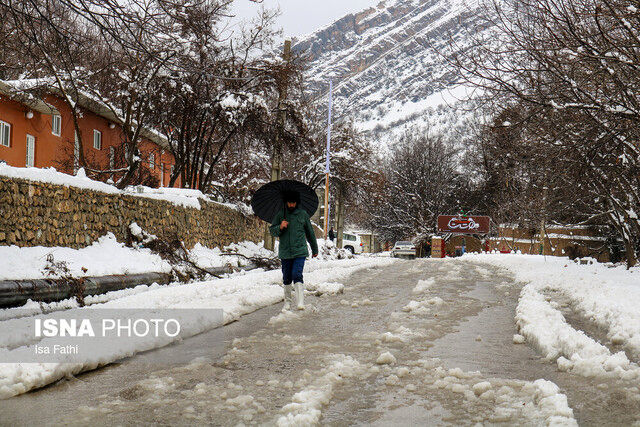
[0,80,179,188]
[489,224,610,262]
[356,231,381,253]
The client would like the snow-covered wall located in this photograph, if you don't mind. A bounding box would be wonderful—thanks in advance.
[0,175,264,249]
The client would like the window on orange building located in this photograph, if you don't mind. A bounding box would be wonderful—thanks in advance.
[149,153,155,170]
[0,120,10,147]
[93,130,102,150]
[26,135,35,167]
[109,147,115,168]
[160,163,165,187]
[52,115,61,136]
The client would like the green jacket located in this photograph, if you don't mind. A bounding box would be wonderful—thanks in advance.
[269,208,319,260]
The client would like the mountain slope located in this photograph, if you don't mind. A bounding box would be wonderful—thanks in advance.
[293,0,484,145]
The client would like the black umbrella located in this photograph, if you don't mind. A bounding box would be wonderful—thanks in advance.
[251,179,319,223]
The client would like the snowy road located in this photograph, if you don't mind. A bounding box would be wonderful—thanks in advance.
[2,258,639,425]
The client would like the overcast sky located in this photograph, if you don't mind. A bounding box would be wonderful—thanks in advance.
[230,0,380,38]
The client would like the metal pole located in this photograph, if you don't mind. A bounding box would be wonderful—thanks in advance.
[323,80,332,240]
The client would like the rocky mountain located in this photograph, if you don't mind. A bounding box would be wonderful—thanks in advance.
[293,0,485,146]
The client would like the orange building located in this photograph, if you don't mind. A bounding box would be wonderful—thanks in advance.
[0,80,179,188]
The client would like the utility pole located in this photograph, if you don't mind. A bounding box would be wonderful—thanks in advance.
[264,39,291,251]
[323,80,332,240]
[336,183,345,249]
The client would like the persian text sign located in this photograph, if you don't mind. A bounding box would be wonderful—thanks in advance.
[437,215,491,234]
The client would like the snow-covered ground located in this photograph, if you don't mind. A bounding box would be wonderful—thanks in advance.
[467,253,640,380]
[0,233,172,281]
[0,233,278,281]
[0,255,396,399]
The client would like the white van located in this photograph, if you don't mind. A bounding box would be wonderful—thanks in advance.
[340,232,364,254]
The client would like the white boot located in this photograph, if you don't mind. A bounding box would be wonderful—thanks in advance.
[283,284,293,311]
[294,282,304,310]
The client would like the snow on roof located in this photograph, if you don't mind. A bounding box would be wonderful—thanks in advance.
[0,79,168,149]
[0,80,59,115]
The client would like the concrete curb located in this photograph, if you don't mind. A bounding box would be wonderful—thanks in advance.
[0,272,172,309]
[0,263,263,309]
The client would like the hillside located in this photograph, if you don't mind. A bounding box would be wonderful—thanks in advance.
[293,0,485,145]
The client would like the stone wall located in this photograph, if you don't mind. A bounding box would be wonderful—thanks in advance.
[0,176,265,249]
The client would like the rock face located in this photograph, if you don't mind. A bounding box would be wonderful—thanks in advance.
[294,0,483,144]
[0,176,265,249]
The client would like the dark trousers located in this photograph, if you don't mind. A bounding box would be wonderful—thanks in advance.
[281,257,306,285]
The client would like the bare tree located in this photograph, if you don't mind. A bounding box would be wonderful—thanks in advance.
[365,129,471,242]
[1,0,232,188]
[448,0,640,266]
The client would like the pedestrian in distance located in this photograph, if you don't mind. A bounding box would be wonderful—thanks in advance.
[329,227,336,242]
[270,190,319,310]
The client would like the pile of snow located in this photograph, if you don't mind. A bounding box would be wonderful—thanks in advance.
[188,240,275,270]
[0,228,280,283]
[411,360,577,425]
[376,351,397,365]
[467,253,640,379]
[223,241,275,265]
[276,354,366,426]
[402,297,443,314]
[412,278,435,294]
[315,239,354,261]
[0,233,171,281]
[0,256,396,398]
[122,185,204,209]
[268,309,303,326]
[304,282,345,295]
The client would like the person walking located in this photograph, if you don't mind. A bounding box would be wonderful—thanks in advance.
[270,190,319,310]
[328,227,336,242]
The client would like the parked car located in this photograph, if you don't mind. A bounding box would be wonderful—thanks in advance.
[341,232,364,254]
[392,241,416,259]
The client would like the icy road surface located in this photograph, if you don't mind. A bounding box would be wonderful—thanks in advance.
[2,258,639,425]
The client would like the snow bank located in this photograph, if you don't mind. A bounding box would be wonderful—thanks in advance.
[466,253,640,379]
[0,256,395,399]
[0,233,171,281]
[0,232,277,282]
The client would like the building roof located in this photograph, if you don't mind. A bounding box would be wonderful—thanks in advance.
[0,79,168,149]
[0,80,59,115]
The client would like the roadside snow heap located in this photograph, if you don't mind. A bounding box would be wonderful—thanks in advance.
[468,253,640,380]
